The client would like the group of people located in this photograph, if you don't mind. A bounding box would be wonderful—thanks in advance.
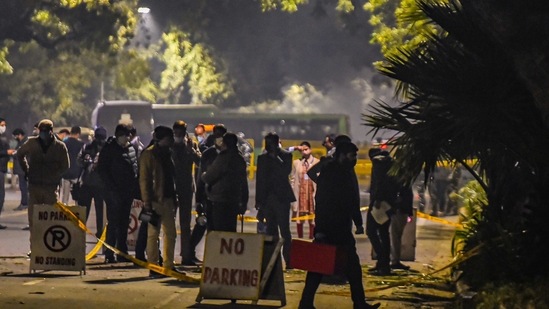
[0,115,417,308]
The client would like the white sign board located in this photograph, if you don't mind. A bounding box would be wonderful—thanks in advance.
[127,199,143,251]
[200,232,264,300]
[30,204,86,272]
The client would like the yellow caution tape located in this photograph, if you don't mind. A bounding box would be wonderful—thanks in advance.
[85,226,106,261]
[416,211,463,229]
[291,214,315,221]
[54,202,199,283]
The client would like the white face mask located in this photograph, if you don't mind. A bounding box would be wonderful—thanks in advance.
[0,125,6,134]
[214,137,223,148]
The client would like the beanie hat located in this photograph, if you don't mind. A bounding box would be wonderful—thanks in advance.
[94,126,107,138]
[38,119,54,131]
[154,126,173,141]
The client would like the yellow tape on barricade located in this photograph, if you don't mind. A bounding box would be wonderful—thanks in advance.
[240,215,259,223]
[416,211,463,229]
[291,214,315,221]
[54,202,200,284]
[85,226,107,261]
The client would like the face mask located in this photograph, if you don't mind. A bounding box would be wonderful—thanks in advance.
[214,137,223,148]
[39,131,52,144]
[174,136,184,144]
[197,136,204,143]
[117,135,129,146]
[0,126,5,134]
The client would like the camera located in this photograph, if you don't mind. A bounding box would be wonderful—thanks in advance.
[139,209,159,227]
[195,203,207,226]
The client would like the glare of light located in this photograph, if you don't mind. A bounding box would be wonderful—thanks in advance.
[138,7,150,14]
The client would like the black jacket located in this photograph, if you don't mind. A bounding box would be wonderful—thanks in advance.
[78,139,105,188]
[62,137,84,179]
[97,137,139,198]
[255,149,296,206]
[314,160,360,245]
[0,133,10,173]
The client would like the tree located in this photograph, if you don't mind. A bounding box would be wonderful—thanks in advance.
[364,0,549,288]
[158,29,234,105]
[0,0,138,73]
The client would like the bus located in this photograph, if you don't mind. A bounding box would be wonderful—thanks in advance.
[151,104,350,144]
[92,101,350,146]
[91,100,154,145]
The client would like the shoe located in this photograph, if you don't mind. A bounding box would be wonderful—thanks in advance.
[117,256,131,263]
[149,270,167,279]
[0,224,6,230]
[191,256,203,265]
[105,257,117,264]
[365,303,381,309]
[22,225,30,231]
[14,204,28,211]
[181,259,197,266]
[391,262,410,270]
[369,268,392,276]
[171,267,186,275]
[27,251,31,257]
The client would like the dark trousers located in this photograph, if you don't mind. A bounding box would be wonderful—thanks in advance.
[79,185,104,236]
[177,190,193,261]
[366,210,391,271]
[0,171,5,215]
[264,196,292,265]
[300,241,368,308]
[104,191,132,260]
[15,173,29,206]
[189,221,207,259]
[209,200,238,232]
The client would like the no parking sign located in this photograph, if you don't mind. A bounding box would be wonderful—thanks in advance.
[30,204,86,273]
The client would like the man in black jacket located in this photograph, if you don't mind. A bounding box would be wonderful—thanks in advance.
[201,132,248,232]
[299,142,379,309]
[78,126,107,238]
[255,132,296,269]
[366,149,399,276]
[171,120,201,265]
[0,117,15,229]
[97,124,139,263]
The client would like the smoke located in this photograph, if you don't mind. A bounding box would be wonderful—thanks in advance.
[237,67,395,141]
[143,0,397,142]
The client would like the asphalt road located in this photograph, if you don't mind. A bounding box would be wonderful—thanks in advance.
[0,185,458,309]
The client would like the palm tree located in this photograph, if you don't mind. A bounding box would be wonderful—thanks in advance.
[364,0,549,288]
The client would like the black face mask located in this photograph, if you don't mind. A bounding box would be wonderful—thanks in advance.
[39,131,53,145]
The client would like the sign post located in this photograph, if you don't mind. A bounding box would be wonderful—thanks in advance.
[196,231,285,306]
[30,204,86,274]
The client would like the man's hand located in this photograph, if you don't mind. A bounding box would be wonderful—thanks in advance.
[355,225,365,235]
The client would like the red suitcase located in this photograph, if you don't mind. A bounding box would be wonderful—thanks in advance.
[289,239,346,275]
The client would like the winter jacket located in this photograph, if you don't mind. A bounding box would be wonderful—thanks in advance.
[201,148,248,205]
[16,136,69,186]
[139,144,175,207]
[97,137,138,198]
[78,139,105,188]
[62,137,84,179]
[314,159,361,244]
[0,133,10,173]
[255,149,296,205]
